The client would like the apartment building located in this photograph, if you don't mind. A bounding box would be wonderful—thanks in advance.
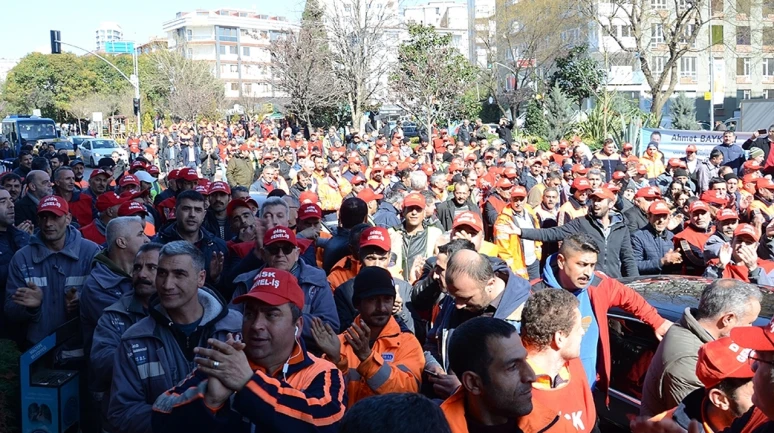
[404,1,470,57]
[162,9,299,100]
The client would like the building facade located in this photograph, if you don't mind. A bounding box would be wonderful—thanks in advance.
[404,1,469,57]
[96,22,124,52]
[162,9,299,101]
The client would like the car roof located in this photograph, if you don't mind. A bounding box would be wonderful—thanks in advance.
[616,275,774,325]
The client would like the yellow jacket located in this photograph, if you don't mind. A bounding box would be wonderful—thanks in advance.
[493,205,542,280]
[639,151,665,179]
[317,177,352,212]
[330,315,424,405]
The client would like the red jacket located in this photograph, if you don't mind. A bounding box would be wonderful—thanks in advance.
[80,221,106,245]
[61,191,96,227]
[533,272,666,402]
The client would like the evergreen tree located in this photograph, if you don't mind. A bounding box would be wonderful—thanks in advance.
[524,98,547,138]
[544,85,575,140]
[670,92,697,130]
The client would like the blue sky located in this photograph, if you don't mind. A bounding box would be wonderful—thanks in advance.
[0,0,308,59]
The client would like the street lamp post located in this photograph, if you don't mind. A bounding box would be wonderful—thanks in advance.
[50,31,142,135]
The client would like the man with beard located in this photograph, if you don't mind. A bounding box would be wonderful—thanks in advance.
[70,158,88,190]
[625,186,663,233]
[704,224,774,284]
[155,190,228,286]
[673,200,714,276]
[436,182,480,232]
[0,187,30,341]
[1,173,22,202]
[510,187,639,278]
[632,200,683,275]
[441,317,574,433]
[531,233,670,399]
[704,208,740,263]
[53,166,96,227]
[14,170,52,228]
[226,145,255,188]
[557,177,590,226]
[203,181,234,240]
[640,279,761,417]
[343,156,363,182]
[494,185,542,279]
[156,167,198,225]
[483,178,513,241]
[389,193,443,279]
[151,269,346,433]
[89,243,162,432]
[290,170,313,199]
[311,266,424,405]
[5,196,100,345]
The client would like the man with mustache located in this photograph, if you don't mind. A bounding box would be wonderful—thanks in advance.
[89,243,162,432]
[311,266,424,405]
[203,181,234,241]
[531,233,671,399]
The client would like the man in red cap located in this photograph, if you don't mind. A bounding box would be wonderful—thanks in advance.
[80,192,125,245]
[389,192,443,280]
[156,168,199,225]
[704,208,740,263]
[632,200,683,275]
[673,200,714,276]
[557,177,590,226]
[704,224,774,284]
[649,337,755,433]
[296,202,326,250]
[53,166,96,227]
[625,186,664,233]
[448,211,498,256]
[494,185,542,279]
[118,200,155,236]
[152,168,178,206]
[153,268,346,433]
[203,181,233,241]
[356,188,382,223]
[345,174,367,200]
[6,195,101,345]
[483,177,513,241]
[117,173,140,195]
[230,227,339,350]
[750,177,774,221]
[343,156,364,183]
[223,197,259,260]
[226,144,254,188]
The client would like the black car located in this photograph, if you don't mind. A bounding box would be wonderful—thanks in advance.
[596,275,774,432]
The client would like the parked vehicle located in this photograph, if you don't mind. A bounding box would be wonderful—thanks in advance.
[595,275,774,432]
[1,115,59,157]
[78,138,128,167]
[738,100,774,132]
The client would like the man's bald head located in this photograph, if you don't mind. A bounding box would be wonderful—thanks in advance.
[26,170,52,199]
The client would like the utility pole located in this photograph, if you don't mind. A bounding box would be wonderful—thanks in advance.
[50,30,142,135]
[708,0,714,127]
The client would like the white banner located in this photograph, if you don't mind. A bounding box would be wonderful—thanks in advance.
[640,128,754,160]
[713,58,724,106]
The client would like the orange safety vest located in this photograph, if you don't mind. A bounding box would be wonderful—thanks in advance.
[494,205,542,279]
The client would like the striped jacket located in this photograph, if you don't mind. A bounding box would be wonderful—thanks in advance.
[152,339,346,433]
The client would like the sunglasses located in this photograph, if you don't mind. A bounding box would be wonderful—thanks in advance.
[266,244,295,256]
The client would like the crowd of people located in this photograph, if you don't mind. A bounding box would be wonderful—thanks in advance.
[2,115,774,433]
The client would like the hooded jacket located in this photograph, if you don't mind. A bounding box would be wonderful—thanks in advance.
[5,226,100,345]
[107,288,242,433]
[229,259,339,352]
[640,308,713,417]
[373,201,401,229]
[155,223,228,286]
[426,256,531,371]
[519,211,639,278]
[80,251,133,356]
[533,256,666,402]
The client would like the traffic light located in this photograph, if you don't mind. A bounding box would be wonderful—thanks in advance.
[50,30,61,54]
[133,98,140,116]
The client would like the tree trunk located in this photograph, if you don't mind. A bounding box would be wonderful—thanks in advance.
[651,92,666,126]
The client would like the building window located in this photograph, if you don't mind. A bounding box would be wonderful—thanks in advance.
[680,24,696,45]
[621,25,632,37]
[651,0,667,9]
[219,45,226,55]
[677,0,691,8]
[737,89,752,100]
[186,29,192,41]
[766,89,774,99]
[229,45,238,55]
[230,83,239,91]
[217,27,238,42]
[737,57,751,76]
[230,65,238,73]
[765,27,774,45]
[651,24,664,44]
[187,48,193,58]
[680,57,697,78]
[651,56,666,74]
[765,58,774,76]
[244,83,252,94]
[738,26,751,45]
[242,46,250,57]
[711,25,724,45]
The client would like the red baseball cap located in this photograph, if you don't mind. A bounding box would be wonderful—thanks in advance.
[130,160,146,171]
[700,190,729,206]
[695,337,754,389]
[209,181,231,195]
[179,168,198,182]
[734,223,760,242]
[195,184,210,195]
[757,178,774,190]
[96,192,124,212]
[351,175,367,186]
[453,211,483,233]
[298,203,322,221]
[495,178,513,189]
[359,227,391,251]
[744,160,762,170]
[503,167,518,179]
[572,164,588,175]
[648,200,671,215]
[511,185,528,198]
[667,158,683,168]
[37,195,69,216]
[167,169,180,180]
[605,182,621,193]
[348,156,362,165]
[636,164,648,175]
[612,171,627,181]
[589,187,617,201]
[635,186,662,199]
[118,200,148,217]
[465,154,477,161]
[148,165,160,176]
[357,188,383,203]
[403,193,425,210]
[120,175,140,187]
[689,200,710,214]
[226,197,258,218]
[90,169,110,180]
[299,191,319,204]
[264,226,298,247]
[686,144,698,153]
[233,268,305,310]
[716,208,739,221]
[571,177,591,191]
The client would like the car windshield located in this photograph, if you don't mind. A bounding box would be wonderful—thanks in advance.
[18,121,57,142]
[71,137,87,146]
[54,141,72,150]
[91,140,118,149]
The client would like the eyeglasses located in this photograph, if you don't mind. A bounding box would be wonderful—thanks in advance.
[266,244,295,256]
[749,352,774,367]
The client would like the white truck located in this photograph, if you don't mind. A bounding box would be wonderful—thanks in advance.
[734,99,774,132]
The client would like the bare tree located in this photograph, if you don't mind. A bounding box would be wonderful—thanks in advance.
[144,48,225,122]
[579,0,708,118]
[324,0,398,133]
